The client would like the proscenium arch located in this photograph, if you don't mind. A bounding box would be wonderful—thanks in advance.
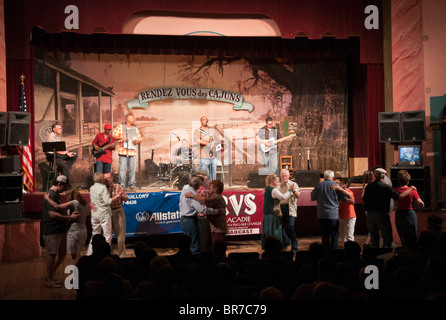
[122,11,281,37]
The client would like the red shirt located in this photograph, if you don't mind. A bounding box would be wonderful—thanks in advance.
[92,133,115,163]
[394,186,420,210]
[338,188,356,220]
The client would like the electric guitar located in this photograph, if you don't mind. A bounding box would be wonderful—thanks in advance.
[260,134,296,153]
[92,141,118,158]
[197,127,225,157]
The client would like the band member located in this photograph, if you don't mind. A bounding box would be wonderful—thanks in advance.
[47,122,78,187]
[256,117,283,175]
[112,114,143,190]
[173,139,194,166]
[194,116,222,181]
[92,123,116,173]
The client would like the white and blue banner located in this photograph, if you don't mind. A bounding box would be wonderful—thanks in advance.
[123,191,182,236]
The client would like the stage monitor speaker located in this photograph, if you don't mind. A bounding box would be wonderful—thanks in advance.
[378,112,401,143]
[0,112,6,146]
[247,171,267,188]
[7,112,31,146]
[292,170,321,188]
[401,110,427,142]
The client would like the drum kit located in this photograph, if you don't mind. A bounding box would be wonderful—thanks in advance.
[146,149,194,190]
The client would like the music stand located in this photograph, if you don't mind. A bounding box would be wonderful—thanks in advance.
[42,141,66,191]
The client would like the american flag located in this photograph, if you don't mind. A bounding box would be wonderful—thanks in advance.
[17,76,33,192]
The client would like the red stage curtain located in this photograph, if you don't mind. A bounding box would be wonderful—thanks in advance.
[366,64,385,170]
[348,62,368,158]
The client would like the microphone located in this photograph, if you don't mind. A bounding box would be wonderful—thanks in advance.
[172,132,181,141]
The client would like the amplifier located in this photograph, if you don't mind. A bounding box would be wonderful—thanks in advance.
[292,170,321,188]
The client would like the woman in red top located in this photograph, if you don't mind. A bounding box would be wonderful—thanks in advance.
[394,170,425,246]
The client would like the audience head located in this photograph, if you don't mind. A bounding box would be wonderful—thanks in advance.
[373,167,386,180]
[265,174,277,187]
[323,170,334,180]
[190,176,203,190]
[339,177,351,188]
[397,170,411,186]
[210,179,224,195]
[93,172,104,184]
[263,236,282,259]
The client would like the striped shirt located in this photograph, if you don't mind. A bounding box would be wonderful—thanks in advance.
[107,182,129,209]
[112,123,143,157]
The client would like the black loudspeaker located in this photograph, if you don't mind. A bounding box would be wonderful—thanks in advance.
[0,155,21,173]
[378,112,401,143]
[401,110,427,142]
[292,170,321,187]
[0,203,23,222]
[247,171,267,188]
[145,159,159,176]
[0,112,7,147]
[7,112,31,146]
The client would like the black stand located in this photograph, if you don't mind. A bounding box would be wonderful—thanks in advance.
[42,141,66,191]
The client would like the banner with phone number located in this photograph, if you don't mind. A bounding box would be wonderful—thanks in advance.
[122,189,265,237]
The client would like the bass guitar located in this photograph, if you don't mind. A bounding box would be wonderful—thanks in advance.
[260,134,296,153]
[92,141,118,158]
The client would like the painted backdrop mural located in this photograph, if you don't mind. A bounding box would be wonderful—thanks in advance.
[33,50,348,190]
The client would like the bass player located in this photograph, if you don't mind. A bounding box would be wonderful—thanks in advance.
[92,123,116,173]
[256,116,283,175]
[194,116,222,181]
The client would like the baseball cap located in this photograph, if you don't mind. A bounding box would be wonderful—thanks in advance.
[374,168,387,175]
[104,123,112,130]
[56,175,68,184]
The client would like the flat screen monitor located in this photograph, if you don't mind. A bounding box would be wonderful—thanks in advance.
[398,145,421,166]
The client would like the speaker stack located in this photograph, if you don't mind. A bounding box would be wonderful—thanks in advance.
[378,110,427,143]
[401,110,427,142]
[7,112,31,146]
[0,111,31,222]
[378,112,401,143]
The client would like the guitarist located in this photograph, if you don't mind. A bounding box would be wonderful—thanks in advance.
[194,116,221,181]
[256,117,283,175]
[92,123,116,173]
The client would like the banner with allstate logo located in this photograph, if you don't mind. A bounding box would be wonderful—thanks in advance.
[122,190,265,237]
[123,191,183,236]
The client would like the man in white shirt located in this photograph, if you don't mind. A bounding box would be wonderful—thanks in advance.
[179,176,223,255]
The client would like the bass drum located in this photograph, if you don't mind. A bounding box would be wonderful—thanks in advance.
[171,165,191,190]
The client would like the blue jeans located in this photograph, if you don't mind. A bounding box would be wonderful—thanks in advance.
[95,161,112,173]
[318,218,339,250]
[281,204,298,251]
[395,209,417,244]
[259,151,278,175]
[180,216,200,255]
[199,158,217,181]
[118,155,136,188]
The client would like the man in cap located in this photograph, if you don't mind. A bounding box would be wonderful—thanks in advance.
[92,123,116,173]
[42,175,80,287]
[363,167,415,248]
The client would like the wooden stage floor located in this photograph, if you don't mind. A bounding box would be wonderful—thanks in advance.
[0,234,367,300]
